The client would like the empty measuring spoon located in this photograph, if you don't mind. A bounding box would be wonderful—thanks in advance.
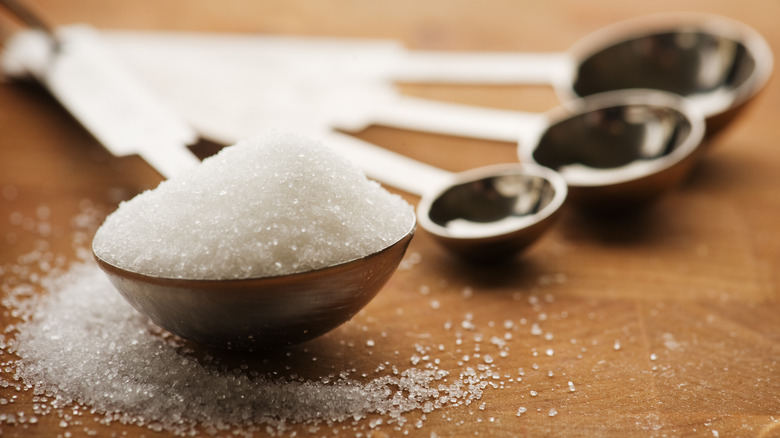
[394,12,773,136]
[518,90,706,207]
[341,89,705,208]
[322,132,567,261]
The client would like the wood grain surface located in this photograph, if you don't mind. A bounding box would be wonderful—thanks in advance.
[1,1,778,437]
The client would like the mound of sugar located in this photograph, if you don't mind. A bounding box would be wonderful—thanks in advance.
[92,132,413,279]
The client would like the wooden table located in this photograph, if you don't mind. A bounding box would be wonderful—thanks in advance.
[1,1,778,436]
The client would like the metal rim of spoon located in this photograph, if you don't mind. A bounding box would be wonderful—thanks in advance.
[395,12,773,137]
[518,89,706,207]
[416,162,568,261]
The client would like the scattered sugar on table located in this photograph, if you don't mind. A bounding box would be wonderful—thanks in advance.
[0,181,597,437]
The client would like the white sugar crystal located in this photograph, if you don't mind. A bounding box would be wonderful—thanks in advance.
[93,132,413,279]
[6,262,477,435]
[3,201,575,436]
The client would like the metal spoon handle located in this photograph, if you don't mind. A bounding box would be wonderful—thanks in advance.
[366,95,543,143]
[3,25,200,179]
[393,51,570,84]
[322,131,452,197]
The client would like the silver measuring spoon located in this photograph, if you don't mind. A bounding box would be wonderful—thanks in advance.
[344,89,705,208]
[322,132,567,262]
[394,12,773,136]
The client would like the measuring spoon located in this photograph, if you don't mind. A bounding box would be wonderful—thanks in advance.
[345,89,705,207]
[323,132,568,262]
[394,12,773,136]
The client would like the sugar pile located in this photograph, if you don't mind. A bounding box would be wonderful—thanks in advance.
[0,204,590,437]
[2,262,460,435]
[0,255,515,436]
[92,131,414,279]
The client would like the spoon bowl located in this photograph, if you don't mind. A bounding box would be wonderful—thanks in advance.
[93,212,415,351]
[562,13,774,137]
[417,163,566,261]
[518,90,706,208]
[324,133,567,262]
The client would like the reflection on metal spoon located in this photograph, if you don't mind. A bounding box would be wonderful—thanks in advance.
[396,13,772,137]
[420,164,566,261]
[518,90,705,207]
[324,133,567,262]
[566,13,773,136]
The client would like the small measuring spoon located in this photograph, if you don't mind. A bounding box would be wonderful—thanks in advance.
[394,12,773,136]
[322,132,567,261]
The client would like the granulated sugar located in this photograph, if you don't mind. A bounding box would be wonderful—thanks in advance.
[1,259,473,436]
[0,248,585,435]
[1,205,592,436]
[92,131,413,279]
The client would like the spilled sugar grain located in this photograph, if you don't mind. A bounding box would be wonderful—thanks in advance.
[1,260,468,436]
[92,131,413,280]
[1,206,590,436]
[0,205,486,436]
[0,249,581,435]
[1,202,742,438]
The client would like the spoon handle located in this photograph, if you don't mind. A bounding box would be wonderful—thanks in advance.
[366,95,542,143]
[322,131,452,197]
[392,51,570,84]
[3,25,200,179]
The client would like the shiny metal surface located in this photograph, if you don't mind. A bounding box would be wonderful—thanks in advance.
[417,163,567,262]
[562,13,773,136]
[323,133,567,262]
[518,90,706,208]
[93,214,415,351]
